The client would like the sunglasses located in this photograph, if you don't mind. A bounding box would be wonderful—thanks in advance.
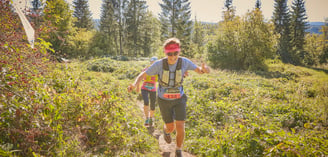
[167,52,179,56]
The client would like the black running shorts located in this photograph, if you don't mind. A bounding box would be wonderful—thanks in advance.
[157,94,187,123]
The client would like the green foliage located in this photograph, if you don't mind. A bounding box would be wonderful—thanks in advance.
[98,0,118,56]
[304,34,324,66]
[0,6,58,155]
[255,0,262,9]
[223,0,235,21]
[3,0,328,156]
[141,12,162,57]
[30,0,43,28]
[303,22,328,66]
[97,0,160,57]
[208,9,276,70]
[125,0,150,57]
[66,28,95,58]
[31,0,42,12]
[319,19,328,64]
[272,0,294,64]
[159,0,193,57]
[1,55,158,156]
[182,61,328,156]
[86,58,147,79]
[40,0,75,56]
[1,5,158,155]
[191,18,205,58]
[73,0,94,30]
[290,0,308,62]
[1,0,26,44]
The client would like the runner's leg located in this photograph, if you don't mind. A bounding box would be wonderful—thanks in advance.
[164,122,175,133]
[174,95,187,149]
[175,120,185,149]
[143,106,149,118]
[149,91,156,118]
[141,90,150,118]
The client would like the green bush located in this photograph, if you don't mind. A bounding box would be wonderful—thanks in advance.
[207,10,275,70]
[183,64,328,156]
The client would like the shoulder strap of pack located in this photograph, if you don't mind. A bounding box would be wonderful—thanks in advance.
[162,58,169,70]
[176,57,182,70]
[158,58,169,87]
[162,57,182,71]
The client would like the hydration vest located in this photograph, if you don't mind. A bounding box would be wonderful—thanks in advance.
[158,57,183,88]
[142,68,158,91]
[143,66,158,83]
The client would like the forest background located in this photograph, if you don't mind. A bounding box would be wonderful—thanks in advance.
[1,0,328,156]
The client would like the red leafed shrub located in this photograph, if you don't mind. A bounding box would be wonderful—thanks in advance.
[1,0,56,156]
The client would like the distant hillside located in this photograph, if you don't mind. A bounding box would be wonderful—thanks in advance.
[93,19,325,34]
[93,19,100,30]
[200,21,326,34]
[306,22,325,34]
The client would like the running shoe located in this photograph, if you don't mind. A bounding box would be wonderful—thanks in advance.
[163,128,172,144]
[176,150,183,157]
[149,117,154,127]
[144,118,150,126]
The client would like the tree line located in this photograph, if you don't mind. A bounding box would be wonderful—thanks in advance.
[208,0,328,70]
[27,0,328,69]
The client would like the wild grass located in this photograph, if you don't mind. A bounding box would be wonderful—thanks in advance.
[183,59,328,156]
[80,58,328,156]
[3,56,326,156]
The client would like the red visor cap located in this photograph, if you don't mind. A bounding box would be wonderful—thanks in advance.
[164,43,180,53]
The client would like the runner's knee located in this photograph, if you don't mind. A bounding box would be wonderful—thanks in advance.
[165,123,175,133]
[150,104,155,110]
[175,121,185,130]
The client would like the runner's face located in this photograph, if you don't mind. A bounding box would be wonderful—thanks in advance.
[166,51,179,65]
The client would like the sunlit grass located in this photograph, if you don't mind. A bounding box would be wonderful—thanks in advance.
[60,58,327,156]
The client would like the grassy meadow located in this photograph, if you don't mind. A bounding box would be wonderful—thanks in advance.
[74,57,328,156]
[183,59,328,156]
[2,57,327,156]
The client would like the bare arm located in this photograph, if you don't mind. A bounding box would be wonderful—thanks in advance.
[128,71,147,92]
[194,63,210,74]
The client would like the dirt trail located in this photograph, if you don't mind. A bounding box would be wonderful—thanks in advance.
[137,101,196,157]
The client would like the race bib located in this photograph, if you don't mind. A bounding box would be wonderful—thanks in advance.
[163,88,181,99]
[145,83,155,90]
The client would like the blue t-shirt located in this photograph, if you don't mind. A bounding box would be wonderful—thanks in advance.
[145,57,197,100]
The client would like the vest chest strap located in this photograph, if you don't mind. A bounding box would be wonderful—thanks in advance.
[159,58,183,88]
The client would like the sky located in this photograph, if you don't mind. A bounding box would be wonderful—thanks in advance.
[15,0,328,22]
[144,0,328,22]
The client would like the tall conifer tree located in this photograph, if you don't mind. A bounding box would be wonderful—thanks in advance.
[125,0,147,56]
[159,0,193,57]
[255,0,261,9]
[319,18,328,64]
[30,0,43,28]
[115,0,129,55]
[100,0,129,56]
[73,0,94,30]
[223,0,235,21]
[192,16,205,54]
[42,0,74,55]
[31,0,42,13]
[290,0,308,63]
[139,11,160,57]
[272,0,293,63]
[100,0,118,55]
[224,0,233,10]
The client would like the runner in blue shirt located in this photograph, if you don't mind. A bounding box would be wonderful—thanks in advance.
[128,38,210,157]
